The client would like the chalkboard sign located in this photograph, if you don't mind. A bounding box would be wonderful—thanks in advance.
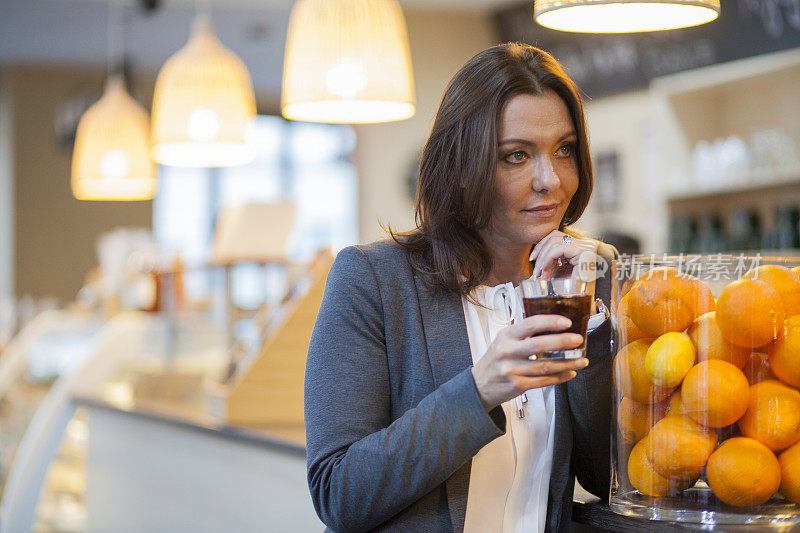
[494,0,800,98]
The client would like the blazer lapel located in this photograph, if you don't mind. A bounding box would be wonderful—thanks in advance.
[413,274,473,388]
[413,274,473,532]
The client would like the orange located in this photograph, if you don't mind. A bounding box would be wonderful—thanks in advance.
[666,389,686,417]
[778,440,800,505]
[616,293,648,344]
[618,397,668,445]
[627,267,713,338]
[647,415,717,480]
[767,315,800,388]
[744,264,800,316]
[627,436,695,497]
[692,279,716,316]
[686,312,751,369]
[738,379,800,451]
[716,279,784,348]
[621,277,637,297]
[614,339,675,405]
[645,332,696,388]
[706,437,781,507]
[742,352,777,385]
[680,360,751,428]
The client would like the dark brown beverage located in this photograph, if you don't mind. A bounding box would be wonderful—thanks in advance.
[522,294,591,359]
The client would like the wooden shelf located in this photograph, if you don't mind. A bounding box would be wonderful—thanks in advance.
[651,48,800,100]
[666,167,800,204]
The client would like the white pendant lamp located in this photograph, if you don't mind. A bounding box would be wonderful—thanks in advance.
[151,14,256,167]
[72,3,155,201]
[72,75,157,201]
[281,0,416,124]
[534,0,720,33]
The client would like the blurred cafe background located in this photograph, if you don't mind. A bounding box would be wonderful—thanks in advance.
[0,0,798,531]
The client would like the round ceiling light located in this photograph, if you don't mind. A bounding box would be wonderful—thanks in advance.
[534,0,721,33]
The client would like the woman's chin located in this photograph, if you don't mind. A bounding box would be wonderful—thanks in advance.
[526,225,559,244]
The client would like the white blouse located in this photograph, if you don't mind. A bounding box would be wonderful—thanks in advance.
[462,281,556,533]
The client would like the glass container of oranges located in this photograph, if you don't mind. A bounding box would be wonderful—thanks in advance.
[610,255,800,525]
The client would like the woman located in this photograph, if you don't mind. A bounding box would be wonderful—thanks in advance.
[305,43,616,532]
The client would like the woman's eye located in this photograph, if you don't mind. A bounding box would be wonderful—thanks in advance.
[557,142,576,158]
[505,151,527,163]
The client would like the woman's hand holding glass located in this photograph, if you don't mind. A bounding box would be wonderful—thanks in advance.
[471,314,589,410]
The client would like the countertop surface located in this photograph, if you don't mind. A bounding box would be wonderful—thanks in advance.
[74,380,799,532]
[571,498,800,532]
[73,371,307,457]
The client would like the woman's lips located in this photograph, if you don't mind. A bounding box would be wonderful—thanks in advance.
[522,205,558,217]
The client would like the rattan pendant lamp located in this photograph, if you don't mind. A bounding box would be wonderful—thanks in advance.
[151,13,256,167]
[534,0,721,33]
[281,0,416,124]
[71,5,156,201]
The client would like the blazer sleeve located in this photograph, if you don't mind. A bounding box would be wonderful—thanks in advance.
[566,242,618,500]
[304,246,505,532]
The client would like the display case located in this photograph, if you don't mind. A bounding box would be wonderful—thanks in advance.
[610,255,800,525]
[0,309,104,532]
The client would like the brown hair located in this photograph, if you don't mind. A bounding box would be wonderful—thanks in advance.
[389,42,594,296]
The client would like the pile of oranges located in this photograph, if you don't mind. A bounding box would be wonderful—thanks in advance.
[614,264,800,508]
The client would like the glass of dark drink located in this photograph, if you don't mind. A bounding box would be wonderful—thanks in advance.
[520,277,591,360]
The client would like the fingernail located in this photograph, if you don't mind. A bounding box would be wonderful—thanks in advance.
[559,317,571,327]
[569,370,577,378]
[579,358,589,368]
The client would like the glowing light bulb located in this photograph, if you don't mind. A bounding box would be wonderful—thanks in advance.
[325,58,368,99]
[100,150,131,180]
[187,109,221,142]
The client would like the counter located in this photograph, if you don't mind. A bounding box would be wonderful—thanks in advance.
[72,389,320,533]
[77,390,795,533]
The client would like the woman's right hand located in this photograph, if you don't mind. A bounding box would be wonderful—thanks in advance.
[471,314,589,410]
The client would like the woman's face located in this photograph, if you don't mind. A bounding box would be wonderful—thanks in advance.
[484,91,580,250]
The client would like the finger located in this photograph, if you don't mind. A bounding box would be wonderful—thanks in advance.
[513,370,578,390]
[509,314,571,339]
[512,357,589,376]
[529,231,561,262]
[534,241,595,279]
[528,232,554,261]
[567,244,598,265]
[531,238,561,278]
[497,332,584,362]
[533,245,565,279]
[514,332,584,358]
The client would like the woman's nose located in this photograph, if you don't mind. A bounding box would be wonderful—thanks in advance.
[530,155,560,192]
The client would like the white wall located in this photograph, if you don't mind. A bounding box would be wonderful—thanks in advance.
[0,71,13,300]
[579,90,670,254]
[354,9,496,243]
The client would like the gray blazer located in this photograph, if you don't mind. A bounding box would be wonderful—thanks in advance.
[305,240,617,532]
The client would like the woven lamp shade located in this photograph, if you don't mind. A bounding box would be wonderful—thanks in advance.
[71,76,156,201]
[281,0,415,124]
[534,0,720,33]
[151,15,256,167]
